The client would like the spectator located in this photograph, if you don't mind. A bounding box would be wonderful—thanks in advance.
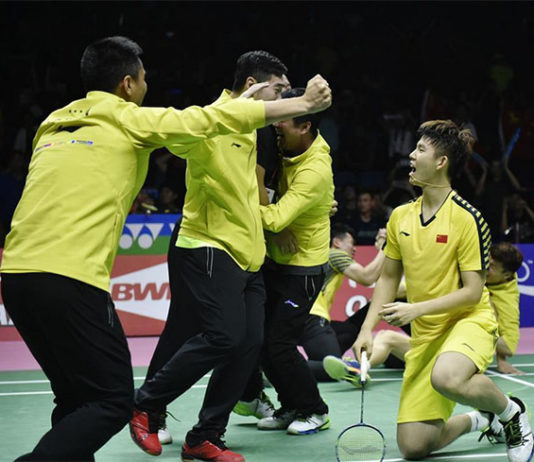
[382,169,417,210]
[503,193,534,243]
[476,156,521,240]
[156,184,180,214]
[335,184,359,225]
[350,190,387,245]
[130,190,158,215]
[372,192,392,221]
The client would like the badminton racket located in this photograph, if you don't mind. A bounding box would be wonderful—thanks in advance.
[335,351,386,462]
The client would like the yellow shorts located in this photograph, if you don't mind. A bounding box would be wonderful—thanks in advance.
[397,316,498,424]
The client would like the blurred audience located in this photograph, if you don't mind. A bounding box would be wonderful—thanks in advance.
[1,4,534,243]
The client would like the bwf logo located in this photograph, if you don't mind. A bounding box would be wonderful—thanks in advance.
[112,282,170,301]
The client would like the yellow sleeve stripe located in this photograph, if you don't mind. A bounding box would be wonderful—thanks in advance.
[330,250,353,273]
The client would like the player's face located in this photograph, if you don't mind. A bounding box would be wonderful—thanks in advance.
[338,232,356,256]
[253,74,290,101]
[274,119,303,154]
[130,63,148,106]
[408,136,441,186]
[486,257,510,284]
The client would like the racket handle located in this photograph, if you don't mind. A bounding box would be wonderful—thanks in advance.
[361,351,369,386]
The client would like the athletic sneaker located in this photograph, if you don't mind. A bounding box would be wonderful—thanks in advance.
[157,413,174,444]
[322,355,370,388]
[479,411,506,444]
[287,413,330,435]
[233,391,275,419]
[158,426,172,445]
[501,397,534,462]
[181,438,244,462]
[129,408,162,456]
[257,408,297,430]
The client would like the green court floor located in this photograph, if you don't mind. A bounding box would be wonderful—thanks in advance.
[2,357,534,462]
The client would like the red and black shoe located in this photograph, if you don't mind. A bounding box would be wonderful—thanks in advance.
[181,437,244,462]
[129,408,162,456]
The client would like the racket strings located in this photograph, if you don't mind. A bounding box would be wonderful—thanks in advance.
[337,425,385,461]
[336,352,385,462]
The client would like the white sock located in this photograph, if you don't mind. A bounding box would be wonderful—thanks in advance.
[467,410,490,432]
[498,397,521,422]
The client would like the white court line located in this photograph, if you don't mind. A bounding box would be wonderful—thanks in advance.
[371,377,403,382]
[342,454,507,462]
[370,368,403,372]
[0,384,208,397]
[4,372,534,387]
[0,391,53,396]
[0,379,50,385]
[486,369,534,388]
[373,373,534,381]
[0,374,212,386]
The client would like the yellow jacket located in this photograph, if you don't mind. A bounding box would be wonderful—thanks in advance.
[261,133,333,269]
[170,90,267,271]
[1,91,265,291]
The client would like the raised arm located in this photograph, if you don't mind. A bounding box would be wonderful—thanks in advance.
[343,229,387,286]
[264,74,331,125]
[503,157,522,191]
[122,74,331,153]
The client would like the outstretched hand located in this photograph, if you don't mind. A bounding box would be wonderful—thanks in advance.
[240,82,270,99]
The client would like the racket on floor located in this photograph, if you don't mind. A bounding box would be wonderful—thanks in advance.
[335,351,386,462]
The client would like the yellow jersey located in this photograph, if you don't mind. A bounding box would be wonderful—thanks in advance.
[310,248,354,321]
[1,91,265,291]
[384,191,496,344]
[261,133,333,268]
[487,275,520,353]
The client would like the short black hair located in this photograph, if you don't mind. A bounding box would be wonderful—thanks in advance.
[417,120,475,180]
[232,50,287,91]
[490,242,523,275]
[281,87,322,137]
[331,222,355,245]
[80,36,143,93]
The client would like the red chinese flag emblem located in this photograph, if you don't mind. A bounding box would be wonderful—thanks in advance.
[436,234,448,243]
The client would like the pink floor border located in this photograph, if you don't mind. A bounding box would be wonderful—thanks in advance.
[2,328,534,372]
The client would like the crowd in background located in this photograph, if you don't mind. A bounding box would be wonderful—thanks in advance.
[1,3,533,246]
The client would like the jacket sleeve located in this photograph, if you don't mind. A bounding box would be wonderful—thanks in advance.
[119,98,265,156]
[260,167,328,232]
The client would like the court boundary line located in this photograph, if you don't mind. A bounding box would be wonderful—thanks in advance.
[0,383,209,397]
[344,453,507,462]
[485,369,534,388]
[5,371,534,387]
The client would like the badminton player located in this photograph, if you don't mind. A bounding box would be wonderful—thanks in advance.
[130,53,333,462]
[354,120,532,462]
